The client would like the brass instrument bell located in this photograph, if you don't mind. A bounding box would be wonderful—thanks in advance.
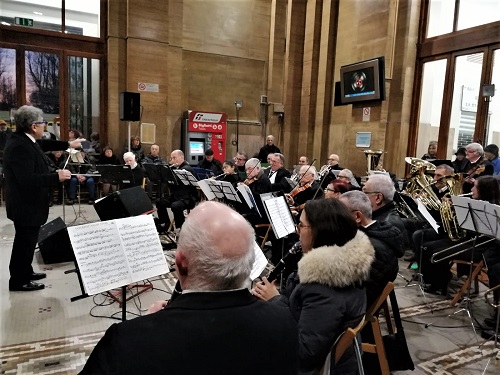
[364,149,384,174]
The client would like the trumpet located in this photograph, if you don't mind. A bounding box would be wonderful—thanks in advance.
[318,165,331,178]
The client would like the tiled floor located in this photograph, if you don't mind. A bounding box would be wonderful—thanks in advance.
[1,203,500,374]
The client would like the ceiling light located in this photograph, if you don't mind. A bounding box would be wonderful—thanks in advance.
[33,11,43,16]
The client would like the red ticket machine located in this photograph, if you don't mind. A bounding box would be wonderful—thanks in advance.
[182,110,227,166]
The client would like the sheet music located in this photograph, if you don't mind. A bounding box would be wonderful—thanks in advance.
[264,196,296,239]
[451,196,498,237]
[174,169,199,186]
[237,184,253,209]
[250,241,268,281]
[197,179,223,200]
[416,199,440,233]
[220,181,241,202]
[68,215,169,295]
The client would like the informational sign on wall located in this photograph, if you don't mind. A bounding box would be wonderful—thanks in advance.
[356,132,371,148]
[138,82,159,92]
[362,107,371,122]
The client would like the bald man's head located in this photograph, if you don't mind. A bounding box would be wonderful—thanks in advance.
[176,201,255,291]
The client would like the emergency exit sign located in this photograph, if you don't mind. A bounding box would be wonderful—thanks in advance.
[15,17,34,27]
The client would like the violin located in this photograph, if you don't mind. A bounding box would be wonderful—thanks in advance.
[290,181,313,198]
[244,176,257,186]
[465,164,486,183]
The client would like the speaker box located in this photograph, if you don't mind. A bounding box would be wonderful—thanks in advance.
[119,92,141,121]
[38,217,74,264]
[94,186,154,221]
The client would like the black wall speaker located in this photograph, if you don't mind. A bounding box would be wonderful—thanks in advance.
[119,92,141,121]
[38,217,74,264]
[93,186,154,221]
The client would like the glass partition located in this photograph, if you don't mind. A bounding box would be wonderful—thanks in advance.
[448,53,484,157]
[457,0,500,31]
[416,59,447,158]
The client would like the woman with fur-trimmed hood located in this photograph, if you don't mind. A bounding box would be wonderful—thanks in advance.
[254,199,375,375]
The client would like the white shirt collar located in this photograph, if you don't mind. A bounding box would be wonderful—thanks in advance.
[25,133,36,143]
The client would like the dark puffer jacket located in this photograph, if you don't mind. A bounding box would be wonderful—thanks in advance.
[372,201,409,250]
[361,220,403,307]
[271,231,375,375]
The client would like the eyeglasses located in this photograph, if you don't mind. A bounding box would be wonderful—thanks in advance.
[364,191,381,195]
[33,121,46,126]
[327,158,338,162]
[325,188,337,193]
[297,222,311,231]
[236,157,246,161]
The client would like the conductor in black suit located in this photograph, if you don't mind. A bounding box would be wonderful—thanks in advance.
[4,105,82,292]
[264,153,292,193]
[81,201,299,375]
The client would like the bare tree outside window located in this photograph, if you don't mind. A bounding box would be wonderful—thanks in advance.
[0,49,17,111]
[25,51,59,114]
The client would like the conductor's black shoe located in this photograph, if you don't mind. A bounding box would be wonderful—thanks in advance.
[9,281,45,292]
[88,200,95,205]
[29,272,47,281]
[67,199,74,205]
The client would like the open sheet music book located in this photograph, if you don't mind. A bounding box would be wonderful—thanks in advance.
[415,198,440,233]
[262,196,296,239]
[250,241,268,281]
[173,169,199,186]
[198,179,241,202]
[67,215,169,295]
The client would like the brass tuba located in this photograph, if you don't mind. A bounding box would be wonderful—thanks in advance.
[364,149,384,174]
[437,174,467,241]
[403,157,440,211]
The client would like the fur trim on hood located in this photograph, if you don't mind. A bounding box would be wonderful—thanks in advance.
[298,231,375,288]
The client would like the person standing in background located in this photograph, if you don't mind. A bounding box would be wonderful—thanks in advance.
[257,135,280,163]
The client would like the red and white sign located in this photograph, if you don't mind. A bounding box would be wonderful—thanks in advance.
[362,107,371,122]
[188,111,227,134]
[137,82,159,92]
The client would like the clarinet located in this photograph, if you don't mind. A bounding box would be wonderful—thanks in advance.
[266,242,303,283]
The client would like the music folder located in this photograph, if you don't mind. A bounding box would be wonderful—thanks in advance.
[261,195,296,239]
[198,179,241,203]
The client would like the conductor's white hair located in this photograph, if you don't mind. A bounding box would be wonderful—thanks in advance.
[178,207,255,291]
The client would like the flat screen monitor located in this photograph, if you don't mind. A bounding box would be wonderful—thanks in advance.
[190,141,205,156]
[340,57,385,104]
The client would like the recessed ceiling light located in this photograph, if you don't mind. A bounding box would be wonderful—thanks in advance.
[33,11,43,16]
[1,21,11,26]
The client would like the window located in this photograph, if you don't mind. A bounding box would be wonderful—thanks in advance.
[0,48,17,124]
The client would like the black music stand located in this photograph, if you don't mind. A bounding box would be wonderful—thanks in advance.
[98,165,127,186]
[67,160,95,225]
[193,167,214,180]
[173,169,199,187]
[144,164,167,199]
[198,179,241,204]
[425,197,498,338]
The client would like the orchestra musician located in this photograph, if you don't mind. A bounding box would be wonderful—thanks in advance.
[462,142,493,193]
[286,165,323,216]
[156,150,199,231]
[239,158,271,226]
[211,160,239,187]
[233,151,248,181]
[264,153,292,193]
[320,153,342,188]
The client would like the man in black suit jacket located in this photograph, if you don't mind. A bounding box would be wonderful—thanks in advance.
[81,201,299,375]
[264,153,292,193]
[462,142,494,193]
[156,149,199,230]
[4,105,82,291]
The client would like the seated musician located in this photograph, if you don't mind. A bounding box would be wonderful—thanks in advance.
[142,144,166,200]
[362,174,408,249]
[233,151,248,181]
[452,147,471,174]
[320,153,342,188]
[122,152,146,189]
[211,160,239,187]
[264,153,292,193]
[97,146,121,195]
[253,199,375,374]
[238,158,271,226]
[67,151,96,205]
[484,144,500,178]
[286,165,323,216]
[324,180,352,199]
[340,191,403,307]
[337,168,361,190]
[462,142,493,193]
[156,150,199,231]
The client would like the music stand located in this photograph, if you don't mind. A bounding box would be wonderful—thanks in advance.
[67,160,95,225]
[143,164,167,199]
[198,179,241,203]
[173,169,199,187]
[192,167,214,180]
[161,165,177,185]
[425,197,499,338]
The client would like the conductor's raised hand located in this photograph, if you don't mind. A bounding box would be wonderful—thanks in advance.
[69,137,86,149]
[252,276,279,301]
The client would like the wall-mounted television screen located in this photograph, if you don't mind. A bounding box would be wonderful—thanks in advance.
[189,141,205,156]
[340,57,385,104]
